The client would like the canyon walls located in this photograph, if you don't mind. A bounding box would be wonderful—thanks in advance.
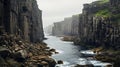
[75,0,120,49]
[51,0,120,49]
[0,0,44,42]
[52,15,80,37]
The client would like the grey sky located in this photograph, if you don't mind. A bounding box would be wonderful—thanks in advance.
[36,0,98,28]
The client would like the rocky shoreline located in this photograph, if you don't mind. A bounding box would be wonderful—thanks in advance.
[0,34,58,67]
[60,36,75,42]
[93,48,120,67]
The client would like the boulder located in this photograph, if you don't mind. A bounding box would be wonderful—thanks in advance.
[0,47,10,58]
[49,48,56,52]
[57,60,63,64]
[41,61,49,66]
[55,52,59,54]
[42,57,56,67]
[13,52,26,62]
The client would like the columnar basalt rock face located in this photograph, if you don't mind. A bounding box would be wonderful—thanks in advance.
[110,0,120,6]
[0,0,4,34]
[30,0,44,42]
[0,0,44,42]
[63,17,73,35]
[52,21,64,36]
[75,0,120,49]
[71,15,80,36]
[52,16,80,37]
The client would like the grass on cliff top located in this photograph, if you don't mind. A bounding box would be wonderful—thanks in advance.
[98,0,109,4]
[95,9,112,17]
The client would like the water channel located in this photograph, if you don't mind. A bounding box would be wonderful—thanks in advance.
[44,35,112,67]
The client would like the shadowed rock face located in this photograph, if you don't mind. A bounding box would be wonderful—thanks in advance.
[110,0,120,6]
[0,0,44,42]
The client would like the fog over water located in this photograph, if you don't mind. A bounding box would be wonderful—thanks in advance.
[36,0,98,28]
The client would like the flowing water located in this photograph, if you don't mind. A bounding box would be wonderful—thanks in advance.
[44,35,112,67]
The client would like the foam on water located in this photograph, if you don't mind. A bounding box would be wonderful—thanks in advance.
[56,61,75,67]
[56,49,64,54]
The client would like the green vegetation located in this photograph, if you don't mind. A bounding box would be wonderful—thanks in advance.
[95,9,112,17]
[98,0,109,4]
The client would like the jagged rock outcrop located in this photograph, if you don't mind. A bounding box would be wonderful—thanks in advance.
[0,0,44,42]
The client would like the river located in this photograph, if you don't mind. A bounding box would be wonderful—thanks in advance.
[44,35,112,67]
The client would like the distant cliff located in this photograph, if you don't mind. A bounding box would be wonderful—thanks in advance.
[44,24,53,35]
[52,15,80,37]
[0,0,44,42]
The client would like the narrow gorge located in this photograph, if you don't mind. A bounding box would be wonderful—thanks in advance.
[0,0,120,67]
[45,0,120,67]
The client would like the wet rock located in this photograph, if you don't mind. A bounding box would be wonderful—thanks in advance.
[17,41,23,45]
[45,47,50,49]
[41,61,49,66]
[0,34,56,66]
[0,56,7,66]
[75,64,94,67]
[55,52,59,54]
[49,48,56,52]
[42,57,56,67]
[6,58,24,67]
[57,60,63,64]
[28,52,33,58]
[106,64,113,67]
[13,52,26,62]
[61,36,74,41]
[37,64,44,67]
[0,47,10,58]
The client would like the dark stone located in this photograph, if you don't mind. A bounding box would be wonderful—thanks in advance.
[0,0,44,43]
[0,47,10,59]
[57,60,63,64]
[13,52,26,62]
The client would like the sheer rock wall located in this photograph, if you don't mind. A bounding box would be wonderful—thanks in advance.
[0,0,44,42]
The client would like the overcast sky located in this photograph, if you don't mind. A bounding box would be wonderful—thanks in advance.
[36,0,98,28]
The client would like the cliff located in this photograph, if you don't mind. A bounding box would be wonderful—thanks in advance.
[0,0,57,67]
[52,21,64,36]
[44,24,53,35]
[52,15,80,37]
[51,0,120,50]
[74,0,120,50]
[0,0,44,42]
